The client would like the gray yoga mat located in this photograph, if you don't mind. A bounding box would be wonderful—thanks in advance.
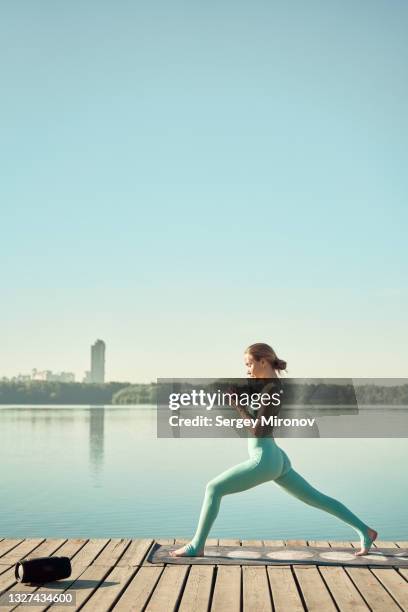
[148,544,408,567]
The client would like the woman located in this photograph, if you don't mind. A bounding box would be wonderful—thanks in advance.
[171,343,377,557]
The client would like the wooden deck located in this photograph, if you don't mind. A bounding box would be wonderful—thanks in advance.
[0,537,408,611]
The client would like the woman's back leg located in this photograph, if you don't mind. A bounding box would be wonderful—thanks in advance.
[274,467,376,552]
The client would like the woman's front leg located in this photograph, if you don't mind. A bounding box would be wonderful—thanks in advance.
[171,457,269,557]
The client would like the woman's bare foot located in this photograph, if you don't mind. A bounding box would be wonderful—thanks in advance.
[355,528,378,556]
[170,543,204,557]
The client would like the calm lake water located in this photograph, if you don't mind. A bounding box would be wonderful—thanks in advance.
[1,405,407,542]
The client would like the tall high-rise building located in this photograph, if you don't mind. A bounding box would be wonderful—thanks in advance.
[90,339,105,383]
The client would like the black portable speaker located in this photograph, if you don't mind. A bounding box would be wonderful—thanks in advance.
[15,556,71,583]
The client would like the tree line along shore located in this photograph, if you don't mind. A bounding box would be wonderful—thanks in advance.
[0,381,407,405]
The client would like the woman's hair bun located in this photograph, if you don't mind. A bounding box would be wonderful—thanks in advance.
[274,358,287,371]
[245,343,287,371]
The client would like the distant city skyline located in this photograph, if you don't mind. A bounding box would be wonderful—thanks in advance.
[3,369,76,383]
[3,339,110,383]
[1,304,407,383]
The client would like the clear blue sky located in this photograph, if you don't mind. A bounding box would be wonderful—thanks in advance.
[1,1,407,381]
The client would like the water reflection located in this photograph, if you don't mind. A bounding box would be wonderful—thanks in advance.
[0,405,107,484]
[1,405,407,539]
[88,406,105,483]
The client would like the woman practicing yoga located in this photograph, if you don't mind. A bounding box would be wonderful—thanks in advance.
[171,342,377,558]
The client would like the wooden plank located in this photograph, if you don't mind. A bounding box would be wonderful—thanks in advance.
[207,539,219,546]
[0,539,45,565]
[0,565,12,578]
[285,539,308,547]
[91,538,131,566]
[267,566,303,612]
[112,567,163,611]
[217,539,241,546]
[142,539,175,568]
[308,540,329,547]
[336,540,403,612]
[0,541,24,559]
[370,537,408,607]
[374,541,399,549]
[294,566,337,612]
[159,537,217,612]
[241,540,263,547]
[216,540,241,566]
[242,566,272,611]
[370,567,408,611]
[178,565,214,612]
[346,567,402,612]
[155,539,175,545]
[48,564,113,612]
[0,567,16,595]
[79,565,139,612]
[70,538,110,566]
[144,565,189,612]
[45,538,88,559]
[262,540,284,546]
[324,539,369,612]
[24,539,67,557]
[116,539,153,567]
[211,565,241,612]
[3,538,66,566]
[319,566,369,611]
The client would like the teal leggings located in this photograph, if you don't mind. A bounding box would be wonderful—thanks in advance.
[184,438,370,554]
